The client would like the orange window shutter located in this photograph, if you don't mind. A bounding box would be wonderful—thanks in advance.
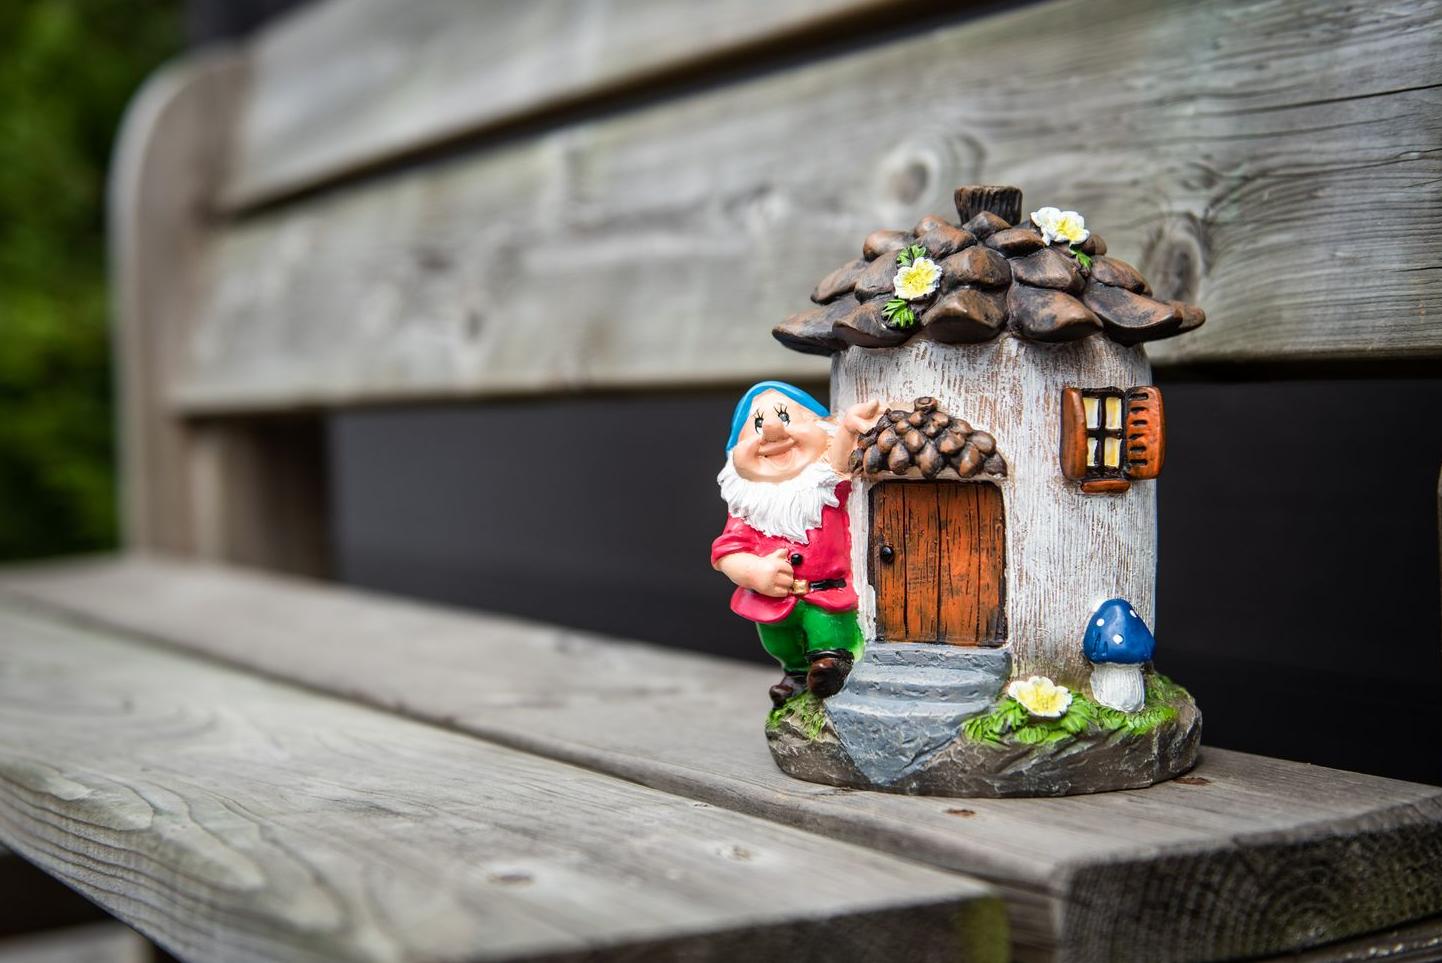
[1059,387,1088,480]
[1123,386,1165,480]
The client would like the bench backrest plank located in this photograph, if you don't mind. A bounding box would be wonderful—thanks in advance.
[112,0,1442,563]
[181,0,1442,414]
[222,0,925,210]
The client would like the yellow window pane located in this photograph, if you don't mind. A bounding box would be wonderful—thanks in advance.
[1103,436,1121,467]
[1105,395,1122,429]
[1086,437,1098,467]
[1084,396,1100,429]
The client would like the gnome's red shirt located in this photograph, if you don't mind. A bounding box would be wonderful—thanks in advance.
[710,481,858,624]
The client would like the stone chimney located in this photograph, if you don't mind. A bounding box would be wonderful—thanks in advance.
[953,185,1023,226]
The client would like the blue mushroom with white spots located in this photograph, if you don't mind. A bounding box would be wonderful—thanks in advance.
[1083,598,1155,712]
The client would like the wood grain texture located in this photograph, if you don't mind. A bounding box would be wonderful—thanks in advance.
[5,556,1442,962]
[0,603,1002,963]
[901,483,940,642]
[938,484,1006,645]
[1059,387,1087,481]
[935,483,972,643]
[108,52,240,555]
[186,417,330,574]
[869,483,908,640]
[874,482,1006,645]
[1254,915,1442,962]
[109,52,328,574]
[836,337,1156,684]
[171,0,1442,413]
[220,0,958,210]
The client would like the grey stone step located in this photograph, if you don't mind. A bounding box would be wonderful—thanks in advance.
[825,692,997,726]
[822,643,1013,787]
[844,643,1009,703]
[824,694,997,785]
[864,642,1010,671]
[842,665,1001,703]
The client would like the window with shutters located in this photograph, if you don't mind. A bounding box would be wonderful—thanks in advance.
[1060,386,1165,493]
[1082,389,1126,478]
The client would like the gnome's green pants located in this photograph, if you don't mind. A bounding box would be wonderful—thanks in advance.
[755,602,865,673]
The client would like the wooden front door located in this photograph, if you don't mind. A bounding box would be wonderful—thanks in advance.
[870,482,1006,645]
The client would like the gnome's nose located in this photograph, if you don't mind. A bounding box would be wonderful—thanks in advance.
[761,419,788,441]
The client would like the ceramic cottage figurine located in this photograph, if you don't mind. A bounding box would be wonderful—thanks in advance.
[717,184,1206,797]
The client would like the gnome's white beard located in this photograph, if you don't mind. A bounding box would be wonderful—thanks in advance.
[717,455,843,543]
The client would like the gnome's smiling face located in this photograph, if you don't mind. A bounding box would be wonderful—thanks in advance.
[730,389,835,482]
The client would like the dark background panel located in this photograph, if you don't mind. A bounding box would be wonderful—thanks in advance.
[330,387,826,660]
[331,377,1442,786]
[1156,379,1442,784]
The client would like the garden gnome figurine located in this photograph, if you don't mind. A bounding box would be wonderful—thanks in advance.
[712,381,880,707]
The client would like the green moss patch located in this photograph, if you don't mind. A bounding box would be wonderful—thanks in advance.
[962,674,1189,748]
[766,692,828,740]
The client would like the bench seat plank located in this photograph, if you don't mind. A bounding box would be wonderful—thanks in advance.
[0,601,1003,963]
[0,923,151,963]
[1255,914,1442,962]
[5,556,1442,962]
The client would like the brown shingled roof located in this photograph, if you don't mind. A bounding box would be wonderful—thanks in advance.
[774,185,1205,355]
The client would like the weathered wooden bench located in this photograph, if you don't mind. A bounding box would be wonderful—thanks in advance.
[3,0,1441,960]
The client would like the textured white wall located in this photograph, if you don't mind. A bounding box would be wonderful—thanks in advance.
[833,337,1155,685]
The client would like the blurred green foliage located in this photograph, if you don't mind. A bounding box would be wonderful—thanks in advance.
[0,0,178,559]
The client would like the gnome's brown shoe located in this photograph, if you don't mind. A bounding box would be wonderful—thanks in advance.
[769,672,809,708]
[805,649,855,699]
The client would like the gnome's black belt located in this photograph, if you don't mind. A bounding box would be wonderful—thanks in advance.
[790,578,846,596]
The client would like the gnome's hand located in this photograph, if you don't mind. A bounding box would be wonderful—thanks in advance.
[748,548,797,597]
[828,399,884,475]
[717,548,795,598]
[842,399,882,435]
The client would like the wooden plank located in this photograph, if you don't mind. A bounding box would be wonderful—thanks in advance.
[1256,915,1442,962]
[109,53,328,574]
[185,417,330,574]
[869,483,907,640]
[0,603,1003,963]
[171,0,1442,413]
[937,484,1006,646]
[937,484,974,644]
[221,0,952,210]
[902,484,940,642]
[977,485,1006,643]
[109,52,239,556]
[0,925,152,963]
[5,557,1442,962]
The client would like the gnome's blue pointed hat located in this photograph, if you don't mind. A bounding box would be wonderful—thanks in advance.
[725,381,829,452]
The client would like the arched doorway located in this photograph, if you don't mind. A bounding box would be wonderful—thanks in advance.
[869,481,1006,646]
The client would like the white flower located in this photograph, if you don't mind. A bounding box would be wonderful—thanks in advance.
[892,257,941,300]
[1006,675,1073,718]
[1030,206,1090,246]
